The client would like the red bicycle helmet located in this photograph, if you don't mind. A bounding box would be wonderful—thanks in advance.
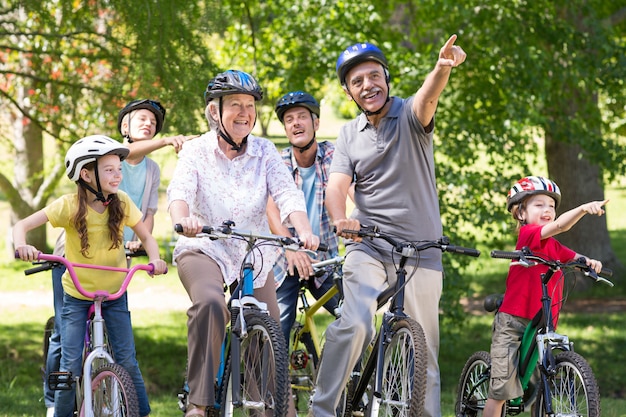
[507,176,561,212]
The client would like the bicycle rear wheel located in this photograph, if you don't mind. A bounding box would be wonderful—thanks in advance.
[455,351,491,417]
[221,309,289,416]
[533,350,600,417]
[366,317,427,417]
[81,362,140,417]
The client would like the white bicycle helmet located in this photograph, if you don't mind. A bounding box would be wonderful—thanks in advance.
[65,135,129,182]
[507,176,561,212]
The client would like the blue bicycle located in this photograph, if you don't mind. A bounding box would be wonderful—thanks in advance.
[176,220,326,416]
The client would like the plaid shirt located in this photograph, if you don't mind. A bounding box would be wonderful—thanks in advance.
[274,140,340,288]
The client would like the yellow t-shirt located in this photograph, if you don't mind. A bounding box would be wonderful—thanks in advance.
[44,192,142,300]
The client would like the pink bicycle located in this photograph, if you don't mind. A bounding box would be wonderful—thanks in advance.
[21,252,165,417]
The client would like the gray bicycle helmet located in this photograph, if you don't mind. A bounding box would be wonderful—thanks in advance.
[275,91,320,123]
[336,42,389,87]
[65,135,129,182]
[117,99,166,136]
[204,70,263,105]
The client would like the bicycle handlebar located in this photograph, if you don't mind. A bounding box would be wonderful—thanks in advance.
[490,248,614,286]
[174,221,329,252]
[22,249,147,275]
[17,252,166,300]
[341,226,481,258]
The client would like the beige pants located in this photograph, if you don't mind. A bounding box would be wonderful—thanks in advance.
[177,250,280,407]
[311,250,443,417]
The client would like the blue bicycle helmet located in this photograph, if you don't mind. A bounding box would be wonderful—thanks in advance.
[204,70,263,105]
[275,91,320,123]
[336,42,389,86]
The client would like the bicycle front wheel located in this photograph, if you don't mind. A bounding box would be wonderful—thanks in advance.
[455,351,491,417]
[366,317,427,417]
[533,350,600,417]
[80,362,139,417]
[221,309,289,416]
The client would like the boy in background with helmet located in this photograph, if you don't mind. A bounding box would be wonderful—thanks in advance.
[117,99,197,251]
[483,176,607,417]
[313,36,466,417]
[14,135,167,417]
[268,90,341,349]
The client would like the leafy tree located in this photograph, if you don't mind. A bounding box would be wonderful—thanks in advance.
[0,0,215,249]
[392,0,626,287]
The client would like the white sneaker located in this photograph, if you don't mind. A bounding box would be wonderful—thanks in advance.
[46,406,54,417]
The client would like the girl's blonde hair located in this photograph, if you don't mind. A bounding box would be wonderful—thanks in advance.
[72,161,125,257]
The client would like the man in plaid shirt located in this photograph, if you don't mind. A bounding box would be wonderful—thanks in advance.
[267,91,342,345]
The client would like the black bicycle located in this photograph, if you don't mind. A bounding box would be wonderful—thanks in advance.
[338,226,480,416]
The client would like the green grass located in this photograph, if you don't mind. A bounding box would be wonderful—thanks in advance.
[2,187,625,416]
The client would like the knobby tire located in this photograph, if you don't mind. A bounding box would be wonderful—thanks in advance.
[533,350,600,417]
[455,351,492,417]
[366,317,427,417]
[81,362,140,417]
[220,309,289,416]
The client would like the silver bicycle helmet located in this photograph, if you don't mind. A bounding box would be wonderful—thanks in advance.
[204,70,263,105]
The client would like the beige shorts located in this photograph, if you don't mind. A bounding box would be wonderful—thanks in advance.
[488,312,530,400]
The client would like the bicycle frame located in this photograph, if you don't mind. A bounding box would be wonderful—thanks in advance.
[292,256,343,358]
[27,253,159,417]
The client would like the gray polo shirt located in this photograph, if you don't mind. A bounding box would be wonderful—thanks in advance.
[330,96,443,271]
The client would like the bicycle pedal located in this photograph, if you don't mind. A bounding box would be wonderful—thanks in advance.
[48,371,74,390]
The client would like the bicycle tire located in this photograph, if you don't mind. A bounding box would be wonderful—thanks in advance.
[365,317,427,417]
[533,350,600,417]
[220,309,289,417]
[80,362,140,417]
[42,316,55,379]
[455,351,491,417]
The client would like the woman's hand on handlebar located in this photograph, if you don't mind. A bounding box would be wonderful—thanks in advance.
[174,217,204,237]
[333,219,362,242]
[14,244,40,262]
[296,231,320,252]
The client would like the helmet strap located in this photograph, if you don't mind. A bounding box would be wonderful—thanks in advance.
[78,160,114,206]
[349,76,391,117]
[216,97,251,152]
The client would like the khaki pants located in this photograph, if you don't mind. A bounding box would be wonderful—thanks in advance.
[177,250,279,407]
[311,250,443,417]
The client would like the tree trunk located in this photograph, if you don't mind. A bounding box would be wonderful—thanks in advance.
[10,72,48,251]
[545,132,623,288]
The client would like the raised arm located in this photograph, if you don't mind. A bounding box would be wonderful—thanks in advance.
[413,34,466,127]
[541,199,609,240]
[127,134,199,159]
